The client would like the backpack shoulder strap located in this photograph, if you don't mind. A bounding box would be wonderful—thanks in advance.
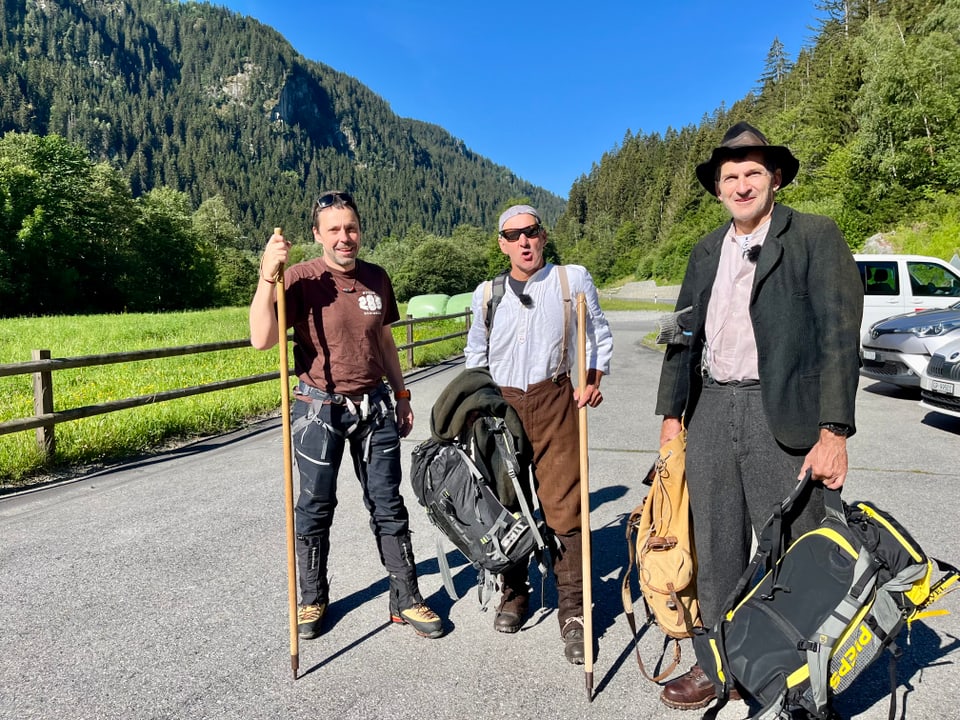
[488,418,546,554]
[554,264,572,381]
[482,271,509,360]
[483,270,509,338]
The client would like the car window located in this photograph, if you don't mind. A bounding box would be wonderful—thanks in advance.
[860,261,899,296]
[906,261,960,297]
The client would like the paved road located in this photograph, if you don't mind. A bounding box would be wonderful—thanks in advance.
[2,311,959,720]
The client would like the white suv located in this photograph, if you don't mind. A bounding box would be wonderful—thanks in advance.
[855,254,960,338]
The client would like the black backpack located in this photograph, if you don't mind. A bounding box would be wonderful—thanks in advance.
[410,368,546,601]
[693,472,958,720]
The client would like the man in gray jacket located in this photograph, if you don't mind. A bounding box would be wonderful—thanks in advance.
[655,123,863,709]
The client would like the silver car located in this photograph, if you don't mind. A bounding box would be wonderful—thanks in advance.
[860,301,960,388]
[920,336,960,418]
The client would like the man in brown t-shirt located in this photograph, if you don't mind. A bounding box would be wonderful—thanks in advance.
[250,191,443,640]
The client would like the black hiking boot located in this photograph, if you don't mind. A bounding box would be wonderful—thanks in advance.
[297,603,326,639]
[390,601,444,639]
[382,533,445,639]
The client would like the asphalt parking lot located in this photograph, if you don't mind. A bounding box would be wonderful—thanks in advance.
[2,311,958,720]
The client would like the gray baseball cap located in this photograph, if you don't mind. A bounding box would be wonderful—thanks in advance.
[498,204,541,232]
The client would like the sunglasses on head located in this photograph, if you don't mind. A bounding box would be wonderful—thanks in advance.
[316,191,357,211]
[499,223,542,242]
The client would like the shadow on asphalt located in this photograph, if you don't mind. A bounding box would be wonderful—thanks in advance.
[832,623,959,719]
[309,482,642,682]
[860,378,960,435]
[299,620,393,677]
[920,411,960,435]
[860,381,921,399]
[405,357,466,384]
[1,417,282,497]
[299,547,960,707]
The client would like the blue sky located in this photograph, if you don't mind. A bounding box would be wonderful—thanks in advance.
[212,1,824,198]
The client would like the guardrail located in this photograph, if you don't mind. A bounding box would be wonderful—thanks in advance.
[0,309,472,460]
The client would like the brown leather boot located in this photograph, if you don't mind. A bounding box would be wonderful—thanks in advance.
[494,562,530,633]
[561,616,585,665]
[660,664,741,710]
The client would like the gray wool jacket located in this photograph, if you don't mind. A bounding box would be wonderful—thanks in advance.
[656,203,863,450]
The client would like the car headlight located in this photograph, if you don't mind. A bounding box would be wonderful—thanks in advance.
[912,319,960,337]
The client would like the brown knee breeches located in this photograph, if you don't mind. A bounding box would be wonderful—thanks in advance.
[501,375,581,535]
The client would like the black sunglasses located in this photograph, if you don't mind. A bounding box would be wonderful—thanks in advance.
[499,223,542,242]
[316,191,357,211]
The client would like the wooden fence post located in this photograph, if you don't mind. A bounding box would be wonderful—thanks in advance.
[32,349,55,461]
[406,314,414,368]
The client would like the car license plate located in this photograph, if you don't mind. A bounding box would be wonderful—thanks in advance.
[931,380,955,395]
[862,350,876,361]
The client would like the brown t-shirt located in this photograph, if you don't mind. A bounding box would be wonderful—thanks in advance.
[283,257,400,395]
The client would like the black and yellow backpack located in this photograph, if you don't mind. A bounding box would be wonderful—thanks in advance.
[693,473,958,720]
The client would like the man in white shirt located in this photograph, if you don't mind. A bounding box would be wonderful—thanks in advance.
[463,204,613,664]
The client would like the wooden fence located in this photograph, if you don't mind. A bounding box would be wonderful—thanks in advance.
[0,310,472,460]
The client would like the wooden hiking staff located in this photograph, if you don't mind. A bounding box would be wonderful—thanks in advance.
[273,226,300,680]
[576,292,595,701]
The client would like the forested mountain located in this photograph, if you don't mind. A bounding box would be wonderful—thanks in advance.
[552,0,960,284]
[0,0,563,247]
[3,0,958,318]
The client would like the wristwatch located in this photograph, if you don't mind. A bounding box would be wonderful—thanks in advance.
[820,422,851,437]
[395,389,411,400]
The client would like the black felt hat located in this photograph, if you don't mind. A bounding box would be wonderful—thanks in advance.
[695,122,799,193]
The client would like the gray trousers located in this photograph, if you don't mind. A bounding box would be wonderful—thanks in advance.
[686,380,825,626]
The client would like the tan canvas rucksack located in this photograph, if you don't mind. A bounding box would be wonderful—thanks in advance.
[621,428,701,682]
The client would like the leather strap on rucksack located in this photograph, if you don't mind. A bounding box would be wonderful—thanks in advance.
[622,507,684,682]
[621,428,700,683]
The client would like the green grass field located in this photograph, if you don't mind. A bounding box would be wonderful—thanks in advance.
[0,298,663,487]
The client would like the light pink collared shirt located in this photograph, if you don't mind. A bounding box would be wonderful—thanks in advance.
[703,218,772,382]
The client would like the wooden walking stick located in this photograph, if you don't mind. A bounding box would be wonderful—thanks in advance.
[272,227,299,680]
[576,292,595,701]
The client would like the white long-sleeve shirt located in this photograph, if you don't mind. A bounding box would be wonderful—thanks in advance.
[464,263,613,390]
